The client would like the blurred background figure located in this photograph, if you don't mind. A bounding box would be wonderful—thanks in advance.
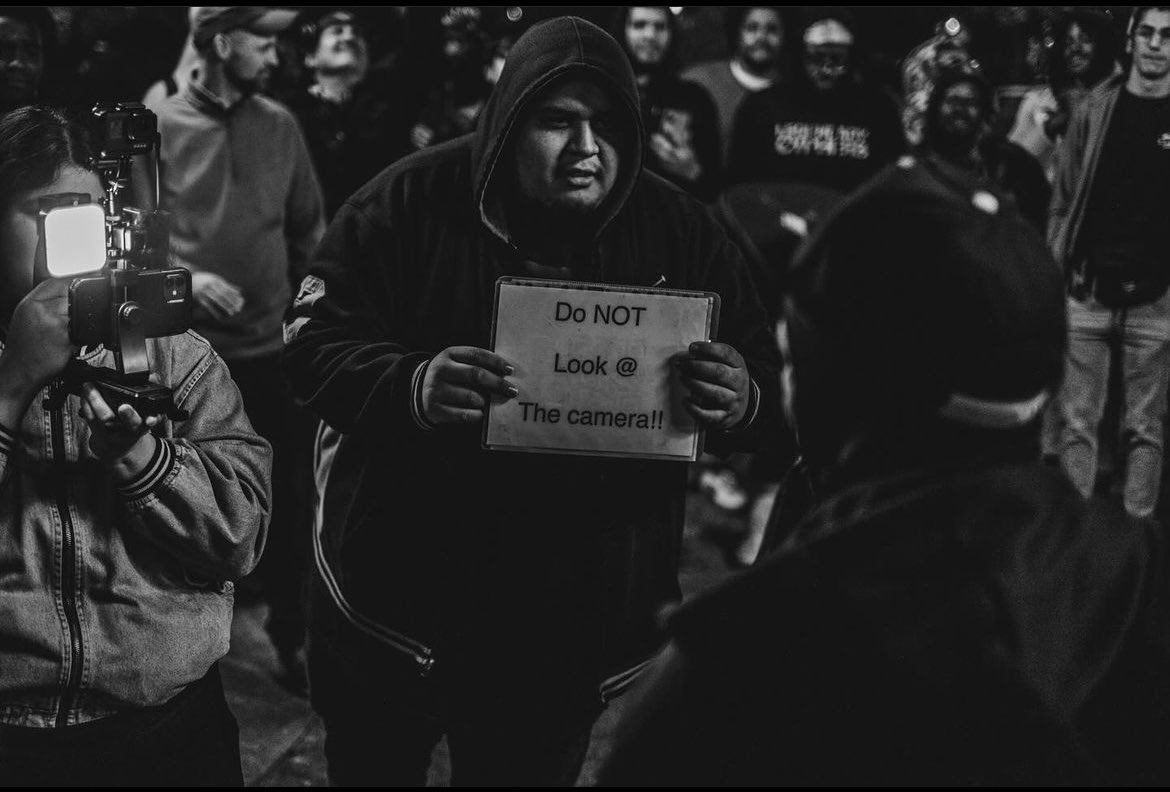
[409,6,491,150]
[285,8,412,220]
[920,66,1050,232]
[683,6,788,165]
[0,7,55,114]
[717,8,900,566]
[613,6,721,199]
[154,5,326,696]
[727,8,902,192]
[142,7,200,112]
[1007,9,1121,179]
[902,16,975,149]
[1051,6,1170,521]
[681,6,789,537]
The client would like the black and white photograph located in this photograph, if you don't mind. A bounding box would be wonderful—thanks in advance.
[0,5,1167,786]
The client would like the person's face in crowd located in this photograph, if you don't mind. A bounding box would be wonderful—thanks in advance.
[1131,9,1170,82]
[444,31,472,62]
[1064,21,1095,79]
[0,16,43,109]
[223,29,279,95]
[307,18,369,78]
[0,165,102,319]
[737,8,784,73]
[513,78,623,216]
[804,43,850,91]
[937,81,983,145]
[625,7,671,67]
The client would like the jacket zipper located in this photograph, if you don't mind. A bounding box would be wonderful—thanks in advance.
[311,517,435,675]
[49,396,85,728]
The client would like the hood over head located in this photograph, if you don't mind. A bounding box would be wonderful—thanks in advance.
[471,15,645,245]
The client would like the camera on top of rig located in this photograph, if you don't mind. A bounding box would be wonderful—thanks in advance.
[37,101,192,421]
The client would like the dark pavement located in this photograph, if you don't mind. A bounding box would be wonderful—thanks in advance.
[221,488,749,787]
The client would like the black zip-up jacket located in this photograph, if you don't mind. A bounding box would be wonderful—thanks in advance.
[283,16,783,696]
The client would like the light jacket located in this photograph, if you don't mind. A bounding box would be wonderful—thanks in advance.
[0,332,271,727]
[157,82,325,361]
[1047,74,1123,269]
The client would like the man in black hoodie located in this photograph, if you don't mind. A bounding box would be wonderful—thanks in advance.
[283,15,782,786]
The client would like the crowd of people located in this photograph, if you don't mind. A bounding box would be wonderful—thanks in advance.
[0,5,1169,787]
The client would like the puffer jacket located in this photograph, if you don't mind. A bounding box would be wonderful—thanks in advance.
[0,332,271,727]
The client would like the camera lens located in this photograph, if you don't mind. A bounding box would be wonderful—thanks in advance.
[165,273,187,302]
[106,117,125,144]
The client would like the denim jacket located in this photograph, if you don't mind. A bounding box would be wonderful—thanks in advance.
[0,332,271,727]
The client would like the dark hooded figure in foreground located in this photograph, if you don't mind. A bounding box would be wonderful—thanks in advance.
[283,15,782,786]
[597,154,1170,786]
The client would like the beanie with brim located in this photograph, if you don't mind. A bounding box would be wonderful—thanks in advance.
[191,7,298,48]
[784,155,1066,436]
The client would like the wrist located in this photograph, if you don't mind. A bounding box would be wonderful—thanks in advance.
[728,378,760,432]
[0,353,38,428]
[410,358,436,430]
[109,432,159,482]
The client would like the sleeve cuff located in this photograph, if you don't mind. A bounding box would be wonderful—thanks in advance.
[410,359,436,431]
[118,437,176,501]
[729,378,761,433]
[0,421,13,456]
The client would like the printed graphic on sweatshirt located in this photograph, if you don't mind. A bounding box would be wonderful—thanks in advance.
[772,122,871,160]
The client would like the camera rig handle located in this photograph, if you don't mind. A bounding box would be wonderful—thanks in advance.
[45,361,190,422]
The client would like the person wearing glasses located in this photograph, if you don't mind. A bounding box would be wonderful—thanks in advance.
[1051,6,1170,520]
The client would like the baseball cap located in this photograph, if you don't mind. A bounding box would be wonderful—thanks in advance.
[297,9,364,50]
[314,10,359,30]
[804,19,854,47]
[784,155,1066,436]
[191,7,298,48]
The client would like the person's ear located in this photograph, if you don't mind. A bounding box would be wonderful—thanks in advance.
[213,31,233,61]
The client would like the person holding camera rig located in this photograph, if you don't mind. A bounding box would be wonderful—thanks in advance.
[0,105,271,785]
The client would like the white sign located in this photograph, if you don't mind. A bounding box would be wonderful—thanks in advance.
[484,278,718,461]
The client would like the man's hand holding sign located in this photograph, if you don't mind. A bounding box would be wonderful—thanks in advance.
[676,341,751,429]
[419,346,518,425]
